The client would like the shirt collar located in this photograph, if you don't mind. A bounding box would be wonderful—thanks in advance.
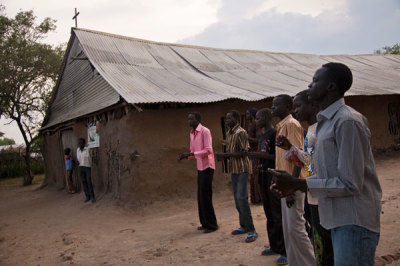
[79,146,87,152]
[317,98,345,121]
[276,114,293,129]
[229,124,240,134]
[191,123,203,134]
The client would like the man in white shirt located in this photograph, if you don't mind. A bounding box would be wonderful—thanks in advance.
[77,138,95,203]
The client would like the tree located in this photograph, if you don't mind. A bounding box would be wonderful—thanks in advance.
[0,6,64,185]
[374,43,400,54]
[0,131,16,145]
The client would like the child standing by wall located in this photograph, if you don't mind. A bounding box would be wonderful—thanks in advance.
[64,148,76,194]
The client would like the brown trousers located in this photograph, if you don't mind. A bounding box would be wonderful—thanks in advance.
[66,170,75,192]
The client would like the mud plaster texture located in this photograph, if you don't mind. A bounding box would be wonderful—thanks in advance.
[42,95,400,204]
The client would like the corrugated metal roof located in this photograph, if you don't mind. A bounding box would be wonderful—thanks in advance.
[42,28,400,129]
[42,34,121,129]
[73,28,400,104]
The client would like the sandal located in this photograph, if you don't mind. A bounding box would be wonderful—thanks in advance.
[231,228,246,235]
[245,233,258,243]
[261,248,278,256]
[277,256,288,265]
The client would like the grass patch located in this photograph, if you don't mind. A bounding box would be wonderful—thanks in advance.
[0,174,45,188]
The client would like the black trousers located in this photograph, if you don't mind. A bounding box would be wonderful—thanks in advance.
[197,168,218,229]
[79,166,95,199]
[259,170,286,256]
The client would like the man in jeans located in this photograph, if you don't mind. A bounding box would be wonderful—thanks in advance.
[77,138,96,203]
[178,112,218,233]
[270,62,382,265]
[216,110,258,243]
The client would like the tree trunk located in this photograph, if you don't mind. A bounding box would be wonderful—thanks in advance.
[23,146,33,186]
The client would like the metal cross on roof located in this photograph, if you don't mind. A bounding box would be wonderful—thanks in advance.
[72,8,80,28]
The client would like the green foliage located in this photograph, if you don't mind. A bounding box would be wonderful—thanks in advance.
[0,149,44,178]
[0,130,16,145]
[0,137,15,146]
[31,136,43,154]
[0,5,64,185]
[374,43,400,55]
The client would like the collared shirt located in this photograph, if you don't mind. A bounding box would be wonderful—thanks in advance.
[189,123,215,171]
[307,98,382,233]
[275,114,305,178]
[77,147,91,168]
[226,124,252,174]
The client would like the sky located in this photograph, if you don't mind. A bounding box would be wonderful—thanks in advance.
[1,0,400,144]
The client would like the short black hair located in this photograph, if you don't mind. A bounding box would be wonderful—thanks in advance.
[322,62,353,95]
[227,110,241,122]
[64,148,71,155]
[294,90,309,104]
[189,111,201,122]
[275,94,293,109]
[79,138,86,144]
[257,108,272,122]
[247,107,257,118]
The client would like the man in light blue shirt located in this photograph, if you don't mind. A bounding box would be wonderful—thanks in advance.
[269,62,382,266]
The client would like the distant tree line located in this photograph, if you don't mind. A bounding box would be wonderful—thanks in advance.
[0,148,44,179]
[375,43,400,55]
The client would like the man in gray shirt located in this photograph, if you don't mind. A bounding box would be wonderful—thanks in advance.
[269,62,382,266]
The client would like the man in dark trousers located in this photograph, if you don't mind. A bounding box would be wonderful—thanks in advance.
[248,108,287,265]
[246,107,261,204]
[270,62,382,266]
[178,112,218,233]
[77,138,95,203]
[216,110,258,243]
[272,95,315,266]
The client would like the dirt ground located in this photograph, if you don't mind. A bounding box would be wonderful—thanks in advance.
[0,152,399,266]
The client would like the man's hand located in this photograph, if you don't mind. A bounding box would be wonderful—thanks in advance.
[270,179,296,198]
[178,152,192,161]
[268,168,306,197]
[276,136,292,150]
[215,152,225,161]
[285,195,295,208]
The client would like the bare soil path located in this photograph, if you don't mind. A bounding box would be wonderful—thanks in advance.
[0,152,399,266]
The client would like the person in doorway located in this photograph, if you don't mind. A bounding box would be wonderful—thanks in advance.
[271,95,316,266]
[64,148,76,194]
[216,110,258,243]
[178,112,218,233]
[77,138,95,203]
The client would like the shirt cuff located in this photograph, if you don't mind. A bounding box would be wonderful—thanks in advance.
[305,177,327,198]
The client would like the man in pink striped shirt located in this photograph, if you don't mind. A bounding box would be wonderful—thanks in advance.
[179,112,218,233]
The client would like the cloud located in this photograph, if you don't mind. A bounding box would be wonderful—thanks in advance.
[3,0,221,45]
[181,0,400,55]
